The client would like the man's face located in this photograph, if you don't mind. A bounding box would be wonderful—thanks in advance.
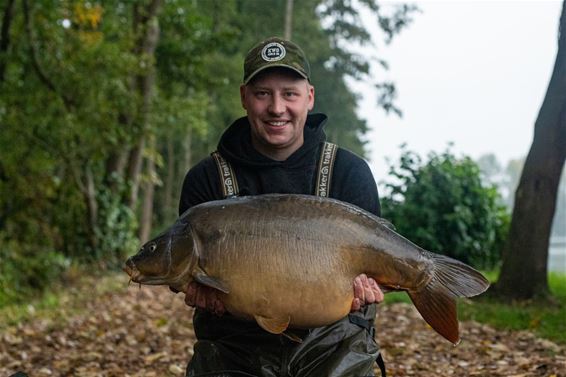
[240,69,315,160]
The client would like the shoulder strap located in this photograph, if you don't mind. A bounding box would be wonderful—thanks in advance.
[211,151,239,198]
[315,142,338,197]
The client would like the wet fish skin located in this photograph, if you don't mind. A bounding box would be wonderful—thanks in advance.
[124,194,490,344]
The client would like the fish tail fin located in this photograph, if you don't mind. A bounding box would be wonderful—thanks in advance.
[407,254,490,344]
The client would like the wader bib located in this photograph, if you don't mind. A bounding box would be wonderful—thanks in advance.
[187,142,386,377]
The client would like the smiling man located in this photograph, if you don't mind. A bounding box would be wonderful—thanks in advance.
[241,68,314,161]
[179,37,385,377]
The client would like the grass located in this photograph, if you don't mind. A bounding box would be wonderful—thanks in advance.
[384,271,566,345]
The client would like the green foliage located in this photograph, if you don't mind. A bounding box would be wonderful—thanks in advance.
[381,146,510,269]
[92,181,139,267]
[0,236,69,306]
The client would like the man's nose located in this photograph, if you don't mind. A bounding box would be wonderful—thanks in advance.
[268,94,285,115]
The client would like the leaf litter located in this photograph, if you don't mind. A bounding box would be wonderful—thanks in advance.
[0,274,564,377]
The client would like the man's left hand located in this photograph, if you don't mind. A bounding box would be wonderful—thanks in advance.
[351,274,384,312]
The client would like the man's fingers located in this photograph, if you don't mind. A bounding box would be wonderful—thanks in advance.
[353,275,365,303]
[351,275,366,312]
[370,278,384,302]
[195,286,207,309]
[362,274,376,303]
[350,298,361,312]
[214,298,226,316]
[183,282,225,316]
[184,282,197,306]
[352,274,384,311]
[206,288,217,312]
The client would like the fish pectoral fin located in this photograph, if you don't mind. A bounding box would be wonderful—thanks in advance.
[254,314,290,335]
[194,268,229,294]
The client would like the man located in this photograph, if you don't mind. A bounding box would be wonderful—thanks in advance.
[179,36,385,377]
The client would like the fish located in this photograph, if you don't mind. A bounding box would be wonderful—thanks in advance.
[123,194,489,344]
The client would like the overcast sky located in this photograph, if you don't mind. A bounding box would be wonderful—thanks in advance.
[353,0,563,179]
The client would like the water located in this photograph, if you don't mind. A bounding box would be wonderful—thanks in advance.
[548,238,566,273]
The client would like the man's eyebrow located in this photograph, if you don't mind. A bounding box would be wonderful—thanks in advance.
[282,85,302,91]
[250,84,302,90]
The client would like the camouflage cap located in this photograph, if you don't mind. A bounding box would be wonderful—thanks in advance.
[243,36,310,84]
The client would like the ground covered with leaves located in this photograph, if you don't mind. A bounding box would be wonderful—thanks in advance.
[1,274,565,377]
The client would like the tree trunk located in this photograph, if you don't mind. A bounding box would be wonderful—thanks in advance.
[163,131,175,221]
[104,113,132,193]
[126,0,162,210]
[284,0,294,40]
[127,138,145,208]
[0,0,16,82]
[183,125,192,180]
[495,1,566,299]
[133,0,162,240]
[139,135,156,243]
[104,149,128,191]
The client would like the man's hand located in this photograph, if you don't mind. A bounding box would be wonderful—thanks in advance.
[351,274,384,312]
[184,281,226,316]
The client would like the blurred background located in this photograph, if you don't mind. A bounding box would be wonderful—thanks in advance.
[0,0,564,306]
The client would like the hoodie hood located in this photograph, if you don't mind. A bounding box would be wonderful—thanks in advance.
[217,113,328,169]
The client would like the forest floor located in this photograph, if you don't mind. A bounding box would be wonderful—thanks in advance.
[0,273,565,377]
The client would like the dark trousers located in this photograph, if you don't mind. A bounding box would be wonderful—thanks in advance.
[186,305,379,377]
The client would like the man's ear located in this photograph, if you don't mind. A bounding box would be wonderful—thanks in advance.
[240,85,247,109]
[308,84,315,111]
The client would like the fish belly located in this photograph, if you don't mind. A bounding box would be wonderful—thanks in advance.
[200,235,359,328]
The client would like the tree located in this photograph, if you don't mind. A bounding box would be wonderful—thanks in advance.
[495,1,566,299]
[381,147,509,270]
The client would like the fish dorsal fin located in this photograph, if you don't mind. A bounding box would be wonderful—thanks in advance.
[377,217,396,231]
[193,266,230,294]
[254,314,291,334]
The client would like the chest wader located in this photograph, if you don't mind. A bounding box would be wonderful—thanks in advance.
[191,142,386,377]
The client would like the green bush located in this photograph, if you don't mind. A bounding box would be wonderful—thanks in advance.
[92,183,139,268]
[380,147,510,269]
[0,180,137,306]
[0,236,69,306]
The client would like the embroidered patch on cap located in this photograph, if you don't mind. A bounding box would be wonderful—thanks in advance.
[261,42,286,62]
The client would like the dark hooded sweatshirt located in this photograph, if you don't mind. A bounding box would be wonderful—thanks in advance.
[179,113,382,376]
[179,113,380,216]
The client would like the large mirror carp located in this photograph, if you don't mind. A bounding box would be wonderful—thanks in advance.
[124,194,489,344]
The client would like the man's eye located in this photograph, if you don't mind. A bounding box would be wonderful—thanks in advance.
[255,91,268,97]
[285,91,298,97]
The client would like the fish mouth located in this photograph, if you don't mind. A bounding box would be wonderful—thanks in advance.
[123,260,141,282]
[123,259,172,285]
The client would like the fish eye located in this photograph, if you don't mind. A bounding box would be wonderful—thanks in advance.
[149,243,157,252]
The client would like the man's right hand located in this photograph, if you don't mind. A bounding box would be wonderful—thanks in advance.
[184,281,226,316]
